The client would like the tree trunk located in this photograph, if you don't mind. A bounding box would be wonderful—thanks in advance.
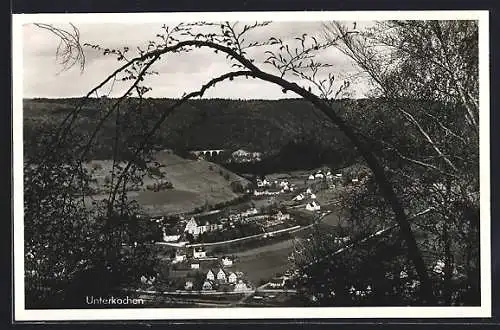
[250,72,436,304]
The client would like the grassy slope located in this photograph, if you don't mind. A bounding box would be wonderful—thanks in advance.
[86,151,250,216]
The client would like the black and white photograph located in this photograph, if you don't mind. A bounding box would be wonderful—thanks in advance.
[12,10,491,321]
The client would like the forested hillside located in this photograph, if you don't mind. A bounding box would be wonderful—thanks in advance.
[23,97,351,157]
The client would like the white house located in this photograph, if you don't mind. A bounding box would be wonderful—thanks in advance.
[228,272,238,283]
[222,257,233,267]
[140,275,156,285]
[184,217,202,236]
[202,280,214,291]
[315,173,324,179]
[191,263,200,270]
[162,228,181,242]
[193,248,207,259]
[241,208,258,217]
[185,280,194,290]
[310,193,317,200]
[336,173,342,177]
[234,280,251,292]
[275,211,291,221]
[217,269,227,282]
[308,174,315,180]
[279,180,289,188]
[352,178,359,183]
[305,188,313,195]
[305,201,321,211]
[206,270,215,281]
[269,277,286,288]
[174,250,187,263]
[185,217,221,237]
[293,193,305,201]
[333,236,350,245]
[257,178,270,188]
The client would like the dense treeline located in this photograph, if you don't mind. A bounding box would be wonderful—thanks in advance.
[23,97,351,162]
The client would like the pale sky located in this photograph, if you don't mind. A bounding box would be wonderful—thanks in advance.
[22,21,373,99]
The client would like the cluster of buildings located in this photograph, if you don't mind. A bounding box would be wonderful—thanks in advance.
[170,246,252,293]
[307,169,338,181]
[293,187,321,212]
[231,149,262,163]
[254,178,295,197]
[196,269,251,292]
[158,203,295,244]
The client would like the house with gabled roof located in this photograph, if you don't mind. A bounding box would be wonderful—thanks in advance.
[206,269,215,281]
[234,280,251,292]
[185,279,194,290]
[228,272,238,283]
[193,247,207,259]
[216,268,227,283]
[202,280,214,291]
[305,201,321,211]
[221,256,233,267]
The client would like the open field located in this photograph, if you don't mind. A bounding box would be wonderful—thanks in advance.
[84,151,250,215]
[231,238,297,284]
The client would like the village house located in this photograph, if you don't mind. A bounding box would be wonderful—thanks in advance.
[193,248,207,259]
[221,257,233,267]
[310,193,317,200]
[228,272,238,284]
[202,280,214,291]
[234,280,251,292]
[232,149,262,162]
[217,268,227,283]
[140,275,156,285]
[184,280,194,290]
[315,172,324,179]
[240,208,259,217]
[269,277,286,289]
[184,217,222,237]
[333,236,350,245]
[162,227,181,242]
[293,193,305,201]
[275,211,291,222]
[256,178,271,188]
[305,201,321,211]
[206,270,216,281]
[173,249,187,263]
[305,188,313,195]
[191,263,200,270]
[308,174,315,180]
